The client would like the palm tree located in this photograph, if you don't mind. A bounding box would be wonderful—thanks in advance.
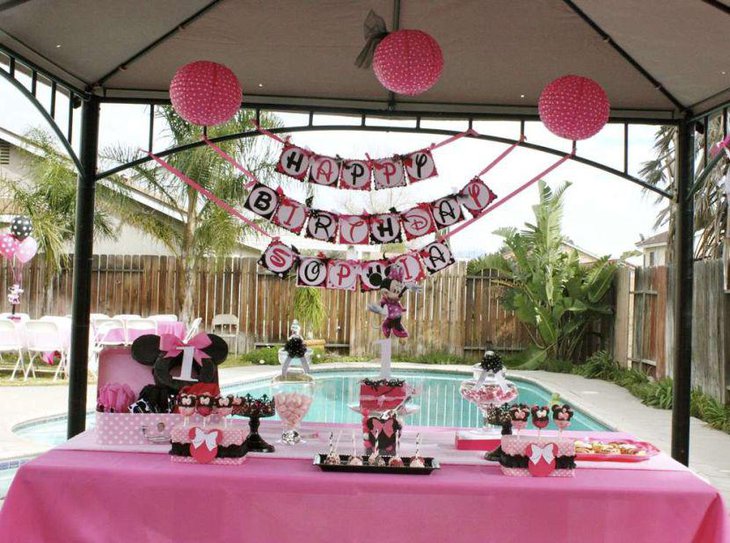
[639,119,728,259]
[105,107,281,323]
[0,129,118,314]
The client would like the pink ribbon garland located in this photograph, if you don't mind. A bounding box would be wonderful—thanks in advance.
[476,135,525,177]
[202,136,259,189]
[253,120,479,159]
[440,144,575,242]
[144,150,272,238]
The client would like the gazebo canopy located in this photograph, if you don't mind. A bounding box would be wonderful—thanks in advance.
[1,0,729,120]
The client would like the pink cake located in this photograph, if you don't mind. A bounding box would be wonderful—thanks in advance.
[359,378,407,411]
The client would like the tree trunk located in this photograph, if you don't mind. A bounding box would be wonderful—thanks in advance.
[42,261,55,316]
[177,188,198,324]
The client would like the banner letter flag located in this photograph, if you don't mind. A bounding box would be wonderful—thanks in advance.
[297,256,328,287]
[243,183,280,219]
[340,159,371,190]
[360,259,389,291]
[258,240,299,278]
[372,157,407,189]
[276,144,311,181]
[403,150,437,182]
[459,177,497,217]
[339,215,370,245]
[391,252,426,283]
[306,209,339,243]
[370,213,402,244]
[309,155,341,187]
[326,260,359,290]
[431,195,464,228]
[420,240,455,274]
[401,204,436,240]
[272,193,308,234]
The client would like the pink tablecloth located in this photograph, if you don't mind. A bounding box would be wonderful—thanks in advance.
[102,321,186,344]
[0,432,727,543]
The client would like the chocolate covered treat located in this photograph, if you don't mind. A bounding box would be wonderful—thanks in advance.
[552,404,574,431]
[531,405,550,429]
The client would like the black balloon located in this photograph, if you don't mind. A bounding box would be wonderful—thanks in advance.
[10,216,32,241]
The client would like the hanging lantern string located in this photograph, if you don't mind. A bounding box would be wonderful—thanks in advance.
[439,143,575,242]
[251,120,480,156]
[143,150,272,238]
[202,136,259,189]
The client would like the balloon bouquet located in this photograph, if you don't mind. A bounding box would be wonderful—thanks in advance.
[0,216,38,319]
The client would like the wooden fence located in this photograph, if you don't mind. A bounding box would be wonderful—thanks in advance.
[616,260,730,403]
[0,255,545,359]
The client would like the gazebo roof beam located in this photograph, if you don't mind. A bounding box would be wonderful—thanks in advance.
[561,0,688,114]
[94,0,224,87]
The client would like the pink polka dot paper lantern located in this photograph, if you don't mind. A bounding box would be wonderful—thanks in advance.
[169,60,242,126]
[538,75,610,141]
[372,30,443,96]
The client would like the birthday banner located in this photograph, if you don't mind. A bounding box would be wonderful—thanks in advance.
[256,121,476,191]
[258,238,456,291]
[242,176,497,246]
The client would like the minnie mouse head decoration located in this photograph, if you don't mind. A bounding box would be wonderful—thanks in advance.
[131,332,229,393]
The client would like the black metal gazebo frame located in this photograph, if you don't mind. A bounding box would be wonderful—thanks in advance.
[0,10,728,465]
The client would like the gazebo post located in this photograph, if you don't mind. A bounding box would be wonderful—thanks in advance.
[671,117,695,465]
[66,95,100,439]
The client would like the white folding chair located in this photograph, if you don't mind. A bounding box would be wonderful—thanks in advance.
[90,313,110,323]
[211,313,239,354]
[0,320,29,380]
[93,319,126,346]
[149,314,178,323]
[24,320,67,381]
[125,318,157,344]
[184,317,203,343]
[112,314,141,321]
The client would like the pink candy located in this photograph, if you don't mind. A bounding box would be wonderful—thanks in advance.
[274,392,313,429]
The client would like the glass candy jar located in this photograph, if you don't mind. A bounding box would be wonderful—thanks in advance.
[272,372,315,445]
[460,363,518,436]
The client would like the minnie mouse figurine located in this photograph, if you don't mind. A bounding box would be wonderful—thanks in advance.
[367,266,420,339]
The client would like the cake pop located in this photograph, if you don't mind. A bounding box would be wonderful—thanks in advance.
[508,403,530,433]
[347,431,363,466]
[552,404,574,432]
[388,430,404,467]
[177,393,197,418]
[531,405,550,432]
[409,432,425,468]
[196,393,215,417]
[323,431,342,465]
[216,395,234,419]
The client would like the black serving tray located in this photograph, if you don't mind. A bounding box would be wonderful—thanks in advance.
[313,454,440,475]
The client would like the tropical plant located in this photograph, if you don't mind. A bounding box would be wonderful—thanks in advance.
[639,119,728,260]
[0,129,120,313]
[478,180,617,362]
[293,287,326,337]
[104,107,281,323]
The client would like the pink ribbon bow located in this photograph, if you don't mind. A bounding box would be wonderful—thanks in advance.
[528,443,555,465]
[191,427,219,451]
[370,418,396,438]
[159,333,212,364]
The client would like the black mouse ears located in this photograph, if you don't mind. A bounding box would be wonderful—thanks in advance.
[131,333,229,366]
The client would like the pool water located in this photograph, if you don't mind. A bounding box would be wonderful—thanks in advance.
[2,369,608,498]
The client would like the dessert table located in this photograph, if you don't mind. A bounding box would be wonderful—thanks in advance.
[0,424,727,543]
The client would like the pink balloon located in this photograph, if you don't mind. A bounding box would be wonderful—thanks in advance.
[15,236,38,264]
[0,233,19,260]
[169,60,242,126]
[538,75,610,141]
[373,30,444,96]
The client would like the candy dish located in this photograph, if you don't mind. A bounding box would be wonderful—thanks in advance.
[313,454,439,474]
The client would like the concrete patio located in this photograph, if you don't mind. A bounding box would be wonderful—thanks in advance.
[1,363,729,506]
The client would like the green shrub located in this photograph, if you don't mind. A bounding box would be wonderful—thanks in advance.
[640,378,673,409]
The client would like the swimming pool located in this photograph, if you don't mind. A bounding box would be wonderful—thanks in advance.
[2,369,608,497]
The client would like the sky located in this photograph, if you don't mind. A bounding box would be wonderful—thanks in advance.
[0,77,666,262]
